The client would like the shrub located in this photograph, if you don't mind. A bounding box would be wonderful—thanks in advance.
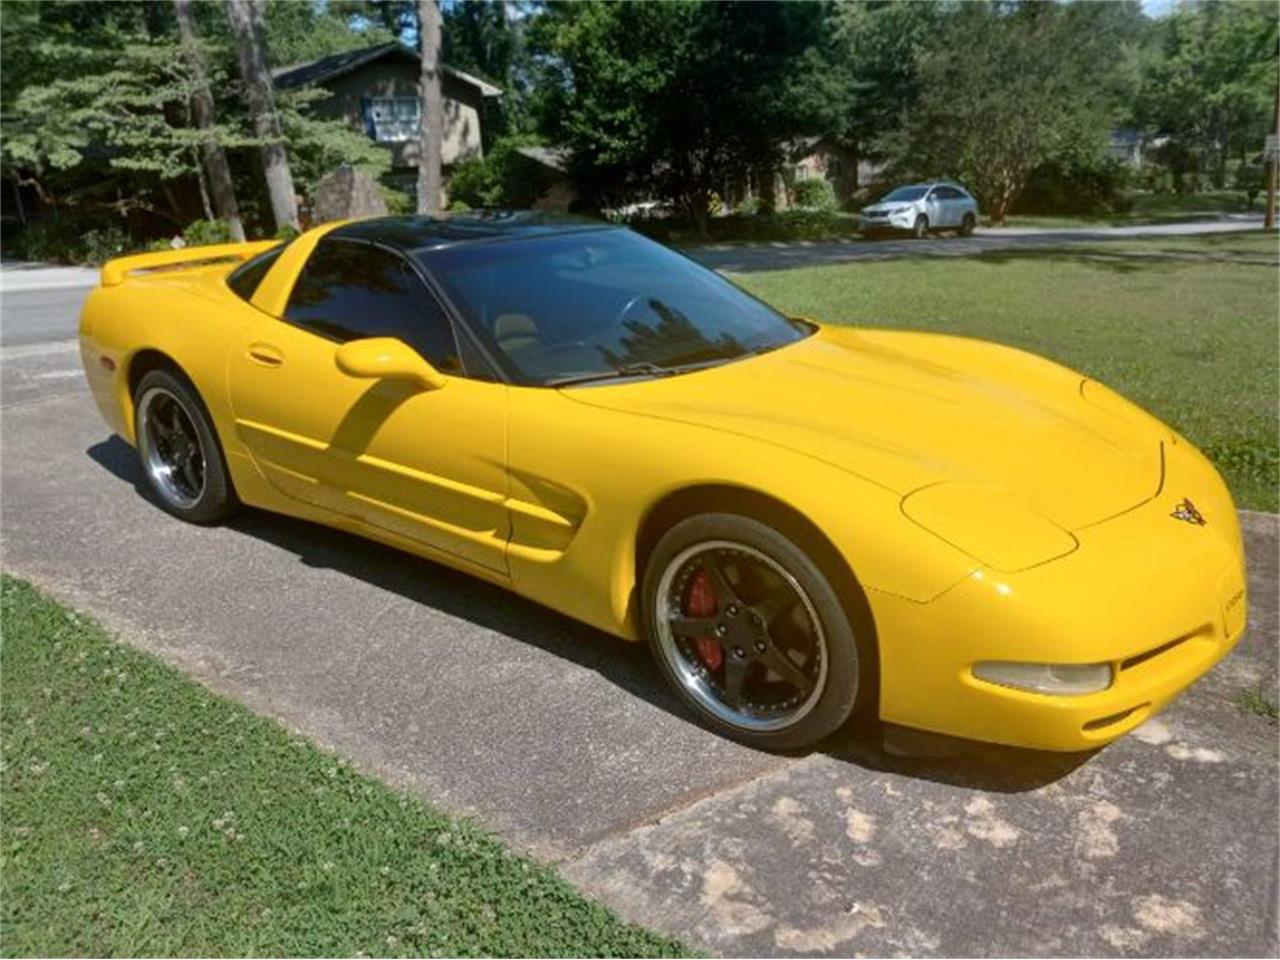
[380,184,414,215]
[628,208,860,244]
[181,219,236,247]
[792,177,838,211]
[1013,158,1132,216]
[448,155,503,209]
[77,225,132,264]
[5,217,131,265]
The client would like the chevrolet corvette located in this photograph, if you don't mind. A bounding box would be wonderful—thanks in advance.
[79,213,1248,751]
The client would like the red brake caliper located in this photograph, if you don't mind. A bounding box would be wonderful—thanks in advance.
[686,571,724,672]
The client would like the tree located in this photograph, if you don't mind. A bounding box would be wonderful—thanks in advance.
[417,0,444,214]
[259,1,396,66]
[531,0,830,234]
[174,0,245,241]
[3,25,210,225]
[226,0,299,233]
[443,1,531,144]
[891,2,1126,223]
[1137,1,1279,191]
[821,0,942,171]
[329,0,418,43]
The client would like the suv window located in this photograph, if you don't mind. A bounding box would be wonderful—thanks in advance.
[285,239,462,374]
[227,244,283,302]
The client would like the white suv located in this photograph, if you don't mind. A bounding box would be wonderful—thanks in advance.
[858,182,979,239]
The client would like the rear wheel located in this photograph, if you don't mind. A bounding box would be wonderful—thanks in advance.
[642,513,861,750]
[912,215,929,239]
[134,368,237,524]
[959,212,976,236]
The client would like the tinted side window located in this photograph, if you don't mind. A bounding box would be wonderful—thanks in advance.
[285,240,462,373]
[227,245,283,302]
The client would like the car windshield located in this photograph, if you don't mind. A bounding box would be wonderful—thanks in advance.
[880,186,928,203]
[419,229,808,386]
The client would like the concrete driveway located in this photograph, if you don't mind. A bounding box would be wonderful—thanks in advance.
[1,228,1277,956]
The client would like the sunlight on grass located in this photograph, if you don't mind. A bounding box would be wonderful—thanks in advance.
[0,577,689,959]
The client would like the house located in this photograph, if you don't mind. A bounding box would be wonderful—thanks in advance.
[1108,128,1145,167]
[272,42,502,196]
[787,136,859,205]
[511,145,578,212]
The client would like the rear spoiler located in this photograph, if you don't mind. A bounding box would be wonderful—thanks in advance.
[100,240,279,288]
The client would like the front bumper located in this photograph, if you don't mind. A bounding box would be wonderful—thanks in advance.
[871,437,1247,752]
[859,212,916,234]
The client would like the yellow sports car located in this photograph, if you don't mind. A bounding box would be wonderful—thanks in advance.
[79,214,1248,752]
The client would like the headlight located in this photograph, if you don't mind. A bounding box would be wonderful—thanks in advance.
[972,660,1113,696]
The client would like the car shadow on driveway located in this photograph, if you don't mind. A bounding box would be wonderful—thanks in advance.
[89,435,1094,794]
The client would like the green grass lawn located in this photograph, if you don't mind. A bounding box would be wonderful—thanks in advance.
[1000,190,1259,229]
[0,577,688,958]
[733,230,1280,512]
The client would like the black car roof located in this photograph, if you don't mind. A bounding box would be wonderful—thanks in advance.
[328,212,614,254]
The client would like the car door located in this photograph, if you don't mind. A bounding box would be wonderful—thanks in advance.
[922,187,947,228]
[228,237,511,575]
[931,186,957,227]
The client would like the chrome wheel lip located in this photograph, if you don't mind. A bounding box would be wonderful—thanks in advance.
[654,539,828,733]
[137,386,205,510]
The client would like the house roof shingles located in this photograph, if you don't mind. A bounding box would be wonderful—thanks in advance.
[272,42,502,98]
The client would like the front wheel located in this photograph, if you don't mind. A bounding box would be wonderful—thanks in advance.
[134,368,238,524]
[642,513,862,750]
[959,212,976,236]
[912,215,929,239]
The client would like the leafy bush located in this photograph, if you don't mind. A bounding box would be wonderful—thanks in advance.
[629,208,861,244]
[5,217,132,265]
[446,138,566,210]
[1013,158,1133,216]
[181,219,236,247]
[78,226,132,264]
[792,177,838,211]
[448,155,503,209]
[380,184,414,215]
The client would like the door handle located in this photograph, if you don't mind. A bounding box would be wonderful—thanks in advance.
[247,342,284,367]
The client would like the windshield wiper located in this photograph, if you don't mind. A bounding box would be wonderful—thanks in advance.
[545,361,676,388]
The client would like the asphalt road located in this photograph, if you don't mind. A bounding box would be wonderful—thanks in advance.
[693,214,1267,273]
[1,227,1277,956]
[0,262,97,346]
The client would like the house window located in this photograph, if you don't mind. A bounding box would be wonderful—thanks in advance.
[366,97,420,143]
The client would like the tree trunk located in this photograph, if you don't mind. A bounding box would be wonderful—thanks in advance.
[226,0,299,233]
[176,0,245,241]
[417,0,444,215]
[685,188,710,239]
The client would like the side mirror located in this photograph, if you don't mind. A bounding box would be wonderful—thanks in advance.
[334,337,446,391]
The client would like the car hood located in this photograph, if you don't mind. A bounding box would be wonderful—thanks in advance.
[562,325,1164,531]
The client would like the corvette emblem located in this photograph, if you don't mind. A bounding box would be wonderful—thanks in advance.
[1171,498,1206,526]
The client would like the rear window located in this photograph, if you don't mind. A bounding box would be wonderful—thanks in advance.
[227,244,283,302]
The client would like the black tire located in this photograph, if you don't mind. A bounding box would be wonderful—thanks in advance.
[641,513,863,751]
[912,215,929,239]
[133,368,238,524]
[959,213,976,237]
